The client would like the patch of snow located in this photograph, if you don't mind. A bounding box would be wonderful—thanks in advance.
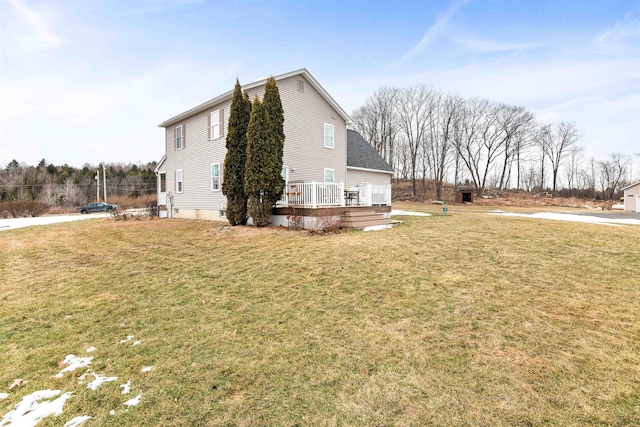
[488,209,505,213]
[490,212,640,226]
[0,213,110,232]
[132,340,141,346]
[390,210,432,217]
[123,394,142,407]
[0,393,9,400]
[109,409,116,416]
[363,224,393,232]
[86,373,118,391]
[141,366,153,373]
[119,335,134,344]
[611,204,624,210]
[54,355,93,378]
[85,347,96,353]
[64,415,92,426]
[0,390,72,427]
[120,380,131,395]
[77,371,91,384]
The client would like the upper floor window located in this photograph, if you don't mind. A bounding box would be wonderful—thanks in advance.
[211,162,221,191]
[297,78,305,92]
[324,123,334,149]
[175,125,184,150]
[209,109,224,140]
[176,169,184,193]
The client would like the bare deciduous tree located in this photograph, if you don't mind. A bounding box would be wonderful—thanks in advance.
[598,153,630,200]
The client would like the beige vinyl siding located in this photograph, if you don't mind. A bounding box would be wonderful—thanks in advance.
[163,99,231,213]
[623,183,640,211]
[229,75,347,184]
[275,75,347,184]
[346,168,393,187]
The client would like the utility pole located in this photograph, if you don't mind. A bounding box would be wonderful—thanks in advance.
[103,164,107,203]
[96,171,100,202]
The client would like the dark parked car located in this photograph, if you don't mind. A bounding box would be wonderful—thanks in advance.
[76,202,119,214]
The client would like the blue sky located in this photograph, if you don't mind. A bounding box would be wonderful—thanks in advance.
[1,0,639,168]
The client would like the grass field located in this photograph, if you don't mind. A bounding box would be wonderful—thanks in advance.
[1,205,639,426]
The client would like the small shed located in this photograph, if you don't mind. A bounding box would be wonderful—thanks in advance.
[622,182,640,212]
[455,186,475,203]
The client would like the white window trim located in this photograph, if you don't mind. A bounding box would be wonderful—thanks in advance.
[211,162,221,191]
[210,110,220,140]
[324,123,334,149]
[324,168,335,183]
[176,125,183,150]
[176,169,184,193]
[281,165,289,184]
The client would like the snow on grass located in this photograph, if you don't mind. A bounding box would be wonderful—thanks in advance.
[64,415,92,426]
[85,346,96,353]
[123,394,142,407]
[86,373,119,391]
[54,355,93,378]
[132,340,141,346]
[391,210,432,217]
[119,335,134,344]
[0,213,110,232]
[490,212,640,226]
[2,337,148,425]
[120,380,131,395]
[363,224,393,232]
[0,390,72,427]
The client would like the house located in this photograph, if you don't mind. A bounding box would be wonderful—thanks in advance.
[155,68,393,228]
[621,182,640,212]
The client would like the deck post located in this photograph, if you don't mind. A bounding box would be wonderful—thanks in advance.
[311,181,317,208]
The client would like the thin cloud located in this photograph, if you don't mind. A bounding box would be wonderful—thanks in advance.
[387,0,470,69]
[450,34,547,53]
[3,0,65,48]
[594,9,640,53]
[127,0,206,14]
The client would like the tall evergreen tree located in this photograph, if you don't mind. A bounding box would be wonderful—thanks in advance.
[263,76,285,168]
[223,80,251,225]
[245,95,270,226]
[244,78,286,227]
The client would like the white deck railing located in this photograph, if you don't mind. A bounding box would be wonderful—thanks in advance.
[359,183,392,206]
[278,182,392,208]
[280,182,345,208]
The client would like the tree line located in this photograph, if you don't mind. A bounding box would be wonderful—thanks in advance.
[0,159,158,206]
[352,85,634,201]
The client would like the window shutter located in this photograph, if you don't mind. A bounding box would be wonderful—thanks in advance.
[174,171,176,193]
[219,109,224,138]
[183,124,186,148]
[208,112,211,140]
[173,127,176,150]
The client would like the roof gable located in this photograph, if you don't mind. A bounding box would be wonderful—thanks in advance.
[347,129,394,173]
[622,181,640,191]
[158,68,352,128]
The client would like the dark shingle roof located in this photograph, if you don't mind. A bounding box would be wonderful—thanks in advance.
[347,129,394,173]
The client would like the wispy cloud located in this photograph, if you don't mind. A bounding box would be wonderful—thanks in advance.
[3,0,65,48]
[450,34,547,53]
[386,0,470,69]
[594,9,640,53]
[127,0,206,14]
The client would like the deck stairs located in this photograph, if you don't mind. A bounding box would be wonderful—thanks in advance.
[339,209,392,229]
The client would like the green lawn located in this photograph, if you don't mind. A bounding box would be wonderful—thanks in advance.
[1,210,639,426]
